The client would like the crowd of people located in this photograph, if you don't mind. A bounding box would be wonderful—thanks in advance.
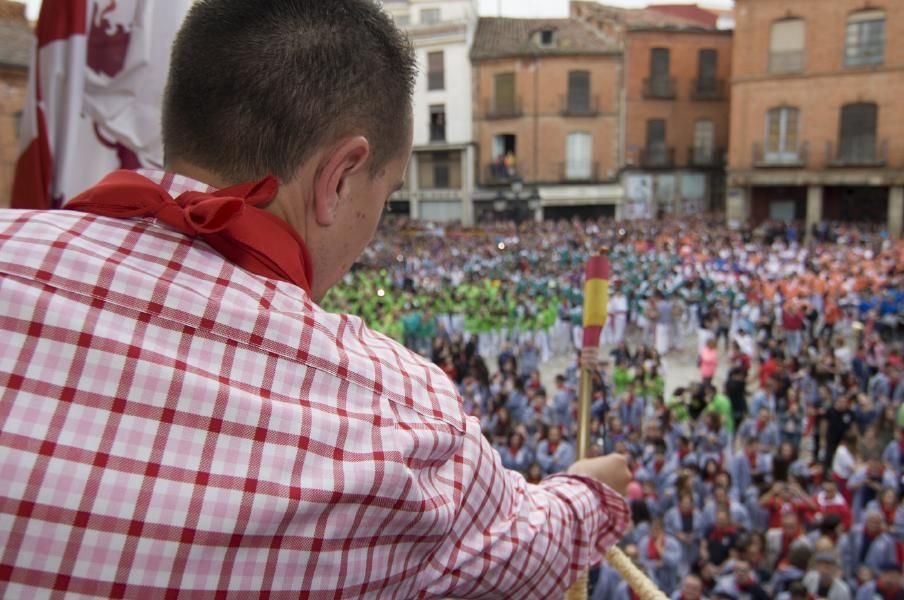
[325,215,904,600]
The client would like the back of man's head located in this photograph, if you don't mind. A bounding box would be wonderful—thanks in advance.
[163,0,416,184]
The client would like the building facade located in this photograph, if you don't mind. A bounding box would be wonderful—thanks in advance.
[621,28,732,218]
[470,17,624,222]
[572,1,733,219]
[0,1,31,208]
[727,0,904,237]
[383,0,479,224]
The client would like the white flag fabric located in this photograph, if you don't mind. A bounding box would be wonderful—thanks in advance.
[12,0,193,209]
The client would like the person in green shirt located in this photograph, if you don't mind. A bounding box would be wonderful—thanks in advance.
[705,385,734,433]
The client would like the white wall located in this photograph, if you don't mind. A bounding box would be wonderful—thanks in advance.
[404,0,476,148]
[412,42,473,146]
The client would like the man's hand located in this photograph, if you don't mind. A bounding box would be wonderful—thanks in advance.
[580,347,599,371]
[567,453,631,496]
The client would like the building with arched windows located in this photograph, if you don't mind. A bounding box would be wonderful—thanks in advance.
[727,0,904,237]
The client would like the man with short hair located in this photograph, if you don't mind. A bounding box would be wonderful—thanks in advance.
[672,573,707,600]
[766,512,814,570]
[0,1,631,596]
[850,511,899,577]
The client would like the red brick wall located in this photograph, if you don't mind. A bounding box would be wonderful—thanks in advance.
[624,29,733,166]
[729,0,904,171]
[473,54,622,184]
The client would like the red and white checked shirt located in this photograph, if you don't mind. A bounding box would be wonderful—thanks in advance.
[0,169,629,598]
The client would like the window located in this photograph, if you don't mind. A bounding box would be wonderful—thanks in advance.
[838,102,877,161]
[567,71,591,113]
[645,119,668,165]
[845,10,884,66]
[395,14,410,27]
[491,134,517,180]
[537,29,556,47]
[769,19,805,73]
[650,48,670,79]
[418,151,461,189]
[697,49,717,91]
[646,48,674,98]
[565,132,593,180]
[429,105,446,142]
[765,106,800,161]
[693,120,715,163]
[427,51,444,90]
[493,72,516,115]
[420,8,440,25]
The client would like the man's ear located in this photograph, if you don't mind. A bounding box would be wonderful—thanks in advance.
[312,136,371,226]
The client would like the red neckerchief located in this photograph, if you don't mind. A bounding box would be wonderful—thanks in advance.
[548,443,558,455]
[884,505,897,526]
[756,418,767,432]
[746,451,758,470]
[654,458,665,473]
[646,535,661,560]
[878,579,903,600]
[66,170,313,295]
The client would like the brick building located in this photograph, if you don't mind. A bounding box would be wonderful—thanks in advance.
[0,0,31,208]
[573,1,732,218]
[470,17,624,221]
[727,0,904,237]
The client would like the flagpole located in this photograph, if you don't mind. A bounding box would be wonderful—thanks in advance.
[564,248,668,600]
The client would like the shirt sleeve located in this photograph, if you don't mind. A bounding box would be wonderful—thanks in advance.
[418,415,630,599]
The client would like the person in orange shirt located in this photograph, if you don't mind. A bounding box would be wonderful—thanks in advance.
[823,295,841,341]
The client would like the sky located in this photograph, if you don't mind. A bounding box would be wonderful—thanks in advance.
[19,0,734,21]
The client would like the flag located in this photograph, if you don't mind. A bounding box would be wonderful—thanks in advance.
[11,0,193,210]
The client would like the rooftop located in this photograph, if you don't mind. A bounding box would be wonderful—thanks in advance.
[571,1,723,32]
[470,17,620,61]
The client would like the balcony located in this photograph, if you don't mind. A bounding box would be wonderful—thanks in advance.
[687,146,726,167]
[753,141,809,168]
[643,77,677,100]
[560,95,600,117]
[768,50,805,74]
[558,162,600,182]
[825,139,887,167]
[485,97,523,120]
[640,146,675,168]
[690,78,726,101]
[486,163,519,185]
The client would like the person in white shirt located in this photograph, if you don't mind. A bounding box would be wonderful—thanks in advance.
[831,429,858,502]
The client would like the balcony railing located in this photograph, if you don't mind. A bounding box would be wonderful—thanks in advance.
[826,139,887,167]
[560,95,600,117]
[558,161,600,182]
[769,50,805,74]
[485,97,523,120]
[486,163,519,185]
[690,78,726,101]
[687,146,726,167]
[643,77,677,100]
[640,146,675,168]
[753,141,809,167]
